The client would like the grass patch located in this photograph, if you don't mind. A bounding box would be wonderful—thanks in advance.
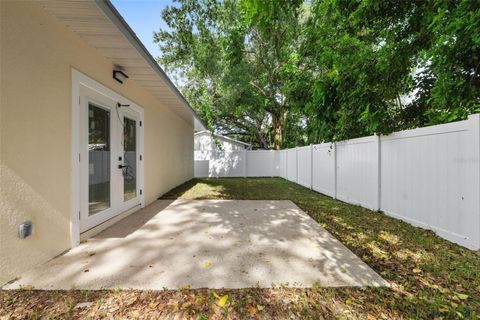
[2,178,479,319]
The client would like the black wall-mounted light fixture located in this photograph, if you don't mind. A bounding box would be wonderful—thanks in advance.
[117,102,130,108]
[113,69,129,84]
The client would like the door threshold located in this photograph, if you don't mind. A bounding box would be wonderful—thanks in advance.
[80,204,141,241]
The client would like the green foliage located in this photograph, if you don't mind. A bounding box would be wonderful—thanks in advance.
[155,0,480,147]
[303,0,480,141]
[155,0,304,149]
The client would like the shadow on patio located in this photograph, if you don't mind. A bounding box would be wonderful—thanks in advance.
[3,196,387,290]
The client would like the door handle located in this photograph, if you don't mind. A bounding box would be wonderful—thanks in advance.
[118,164,128,169]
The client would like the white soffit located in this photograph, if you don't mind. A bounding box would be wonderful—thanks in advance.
[39,0,205,130]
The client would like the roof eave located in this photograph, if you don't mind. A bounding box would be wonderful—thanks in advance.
[195,131,251,147]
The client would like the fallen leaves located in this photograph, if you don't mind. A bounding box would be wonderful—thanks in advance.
[454,292,469,300]
[247,305,257,315]
[0,284,476,320]
[412,267,422,274]
[74,301,93,309]
[217,294,228,307]
[3,178,480,319]
[160,178,480,319]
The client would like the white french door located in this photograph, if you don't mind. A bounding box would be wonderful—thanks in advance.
[79,85,144,232]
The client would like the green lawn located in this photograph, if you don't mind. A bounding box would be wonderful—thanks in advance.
[2,178,479,319]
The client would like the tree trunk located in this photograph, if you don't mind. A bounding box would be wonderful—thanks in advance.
[272,113,283,150]
[255,130,269,149]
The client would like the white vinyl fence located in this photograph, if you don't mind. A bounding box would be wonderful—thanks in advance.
[195,114,480,250]
[195,149,276,178]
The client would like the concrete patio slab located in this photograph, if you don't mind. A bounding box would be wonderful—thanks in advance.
[3,200,388,290]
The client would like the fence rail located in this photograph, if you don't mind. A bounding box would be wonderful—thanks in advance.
[194,114,480,250]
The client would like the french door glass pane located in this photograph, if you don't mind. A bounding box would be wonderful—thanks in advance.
[123,117,137,201]
[88,104,111,215]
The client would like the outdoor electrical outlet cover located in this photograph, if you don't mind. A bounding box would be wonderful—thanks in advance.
[18,221,33,239]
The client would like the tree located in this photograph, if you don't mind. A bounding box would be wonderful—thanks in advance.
[155,0,479,148]
[301,0,480,142]
[154,0,303,149]
[238,0,304,149]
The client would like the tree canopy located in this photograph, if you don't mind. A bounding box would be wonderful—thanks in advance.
[155,0,480,149]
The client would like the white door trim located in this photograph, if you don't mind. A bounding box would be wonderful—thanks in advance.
[71,68,145,247]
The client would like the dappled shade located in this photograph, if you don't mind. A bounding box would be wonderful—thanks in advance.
[4,200,387,290]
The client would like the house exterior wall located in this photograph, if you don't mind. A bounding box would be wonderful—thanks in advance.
[194,133,248,152]
[0,1,193,284]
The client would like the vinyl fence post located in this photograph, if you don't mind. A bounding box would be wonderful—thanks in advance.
[295,146,299,183]
[243,148,247,178]
[286,149,289,180]
[375,134,381,211]
[467,114,480,249]
[214,149,218,178]
[333,142,337,199]
[310,144,313,190]
[271,149,274,177]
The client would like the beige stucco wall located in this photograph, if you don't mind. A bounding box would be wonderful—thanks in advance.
[0,1,193,284]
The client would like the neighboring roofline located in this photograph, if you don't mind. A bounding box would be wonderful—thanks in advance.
[95,0,207,131]
[195,130,251,147]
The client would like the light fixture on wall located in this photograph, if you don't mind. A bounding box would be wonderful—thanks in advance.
[113,68,129,84]
[117,102,130,108]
